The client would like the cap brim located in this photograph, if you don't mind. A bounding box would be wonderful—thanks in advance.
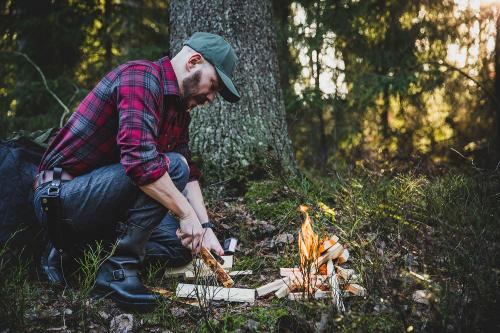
[215,67,241,103]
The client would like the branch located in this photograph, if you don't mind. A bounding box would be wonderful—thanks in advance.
[2,51,72,126]
[425,60,500,108]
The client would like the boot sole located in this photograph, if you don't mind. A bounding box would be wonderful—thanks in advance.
[91,288,160,313]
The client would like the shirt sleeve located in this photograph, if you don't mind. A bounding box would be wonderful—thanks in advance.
[174,113,202,182]
[114,65,170,186]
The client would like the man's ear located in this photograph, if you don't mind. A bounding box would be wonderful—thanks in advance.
[186,53,203,72]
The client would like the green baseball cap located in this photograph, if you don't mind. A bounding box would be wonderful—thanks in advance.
[183,32,241,103]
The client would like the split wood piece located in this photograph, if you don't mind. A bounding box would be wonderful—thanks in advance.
[327,260,345,311]
[164,255,233,276]
[319,235,339,253]
[199,247,234,288]
[148,286,174,298]
[280,267,326,278]
[338,249,349,264]
[280,244,343,278]
[176,283,255,303]
[184,270,253,280]
[275,281,298,298]
[256,276,293,297]
[280,267,301,277]
[335,266,359,283]
[274,275,327,299]
[316,243,344,269]
[344,283,366,297]
[288,290,330,300]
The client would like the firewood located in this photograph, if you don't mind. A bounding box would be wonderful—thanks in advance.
[287,290,331,300]
[228,270,253,276]
[184,270,253,280]
[280,267,301,277]
[344,283,366,297]
[316,243,344,268]
[335,266,359,282]
[176,283,255,303]
[338,249,349,264]
[319,235,339,253]
[275,281,298,298]
[199,247,234,288]
[318,264,328,275]
[256,276,293,297]
[148,286,174,298]
[274,275,326,299]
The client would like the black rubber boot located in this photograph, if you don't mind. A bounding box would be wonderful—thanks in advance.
[40,244,65,284]
[93,223,161,312]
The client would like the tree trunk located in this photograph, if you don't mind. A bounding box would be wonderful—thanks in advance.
[103,0,113,70]
[169,0,296,180]
[381,85,390,140]
[312,47,327,171]
[495,13,500,155]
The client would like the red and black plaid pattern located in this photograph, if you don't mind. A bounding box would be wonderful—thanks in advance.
[39,57,201,185]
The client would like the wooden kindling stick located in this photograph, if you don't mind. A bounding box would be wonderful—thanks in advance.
[199,247,234,288]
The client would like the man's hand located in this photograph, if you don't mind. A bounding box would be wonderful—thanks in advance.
[176,214,224,255]
[202,228,224,256]
[181,180,224,256]
[176,213,204,253]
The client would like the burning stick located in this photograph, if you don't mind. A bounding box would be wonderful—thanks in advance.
[199,247,234,288]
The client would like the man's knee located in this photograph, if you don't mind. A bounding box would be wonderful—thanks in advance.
[164,152,190,191]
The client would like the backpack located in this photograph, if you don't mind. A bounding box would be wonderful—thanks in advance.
[0,128,57,252]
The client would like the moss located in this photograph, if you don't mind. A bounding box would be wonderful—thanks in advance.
[245,180,302,222]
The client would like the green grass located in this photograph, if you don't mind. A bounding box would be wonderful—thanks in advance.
[1,166,499,332]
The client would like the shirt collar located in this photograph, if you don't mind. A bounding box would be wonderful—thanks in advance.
[156,56,180,96]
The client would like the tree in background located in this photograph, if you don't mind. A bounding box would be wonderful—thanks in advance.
[0,0,169,137]
[169,0,297,183]
[0,0,97,135]
[276,0,498,170]
[1,0,499,171]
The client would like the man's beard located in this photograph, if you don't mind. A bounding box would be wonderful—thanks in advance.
[179,69,208,110]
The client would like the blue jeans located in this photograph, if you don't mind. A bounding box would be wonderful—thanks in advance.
[33,152,192,267]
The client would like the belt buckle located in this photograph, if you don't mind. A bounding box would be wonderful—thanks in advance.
[112,269,126,281]
[46,185,60,197]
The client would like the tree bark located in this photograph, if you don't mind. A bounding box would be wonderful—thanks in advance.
[103,0,113,70]
[495,13,500,155]
[169,0,296,180]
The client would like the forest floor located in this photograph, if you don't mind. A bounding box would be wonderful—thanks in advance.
[1,162,500,332]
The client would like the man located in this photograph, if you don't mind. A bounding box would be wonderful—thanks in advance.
[33,32,240,312]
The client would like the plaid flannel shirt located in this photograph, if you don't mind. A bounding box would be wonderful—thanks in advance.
[39,57,201,185]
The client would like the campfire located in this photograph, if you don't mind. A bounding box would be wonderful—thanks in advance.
[171,205,365,307]
[255,205,366,310]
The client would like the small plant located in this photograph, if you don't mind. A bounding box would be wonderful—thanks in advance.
[76,240,116,297]
[0,232,39,330]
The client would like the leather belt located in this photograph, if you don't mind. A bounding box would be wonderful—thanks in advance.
[34,169,74,191]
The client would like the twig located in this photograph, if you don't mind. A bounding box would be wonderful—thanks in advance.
[3,51,73,126]
[450,148,484,171]
[12,52,71,115]
[60,84,81,127]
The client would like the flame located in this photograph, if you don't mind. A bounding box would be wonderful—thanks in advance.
[298,205,320,270]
